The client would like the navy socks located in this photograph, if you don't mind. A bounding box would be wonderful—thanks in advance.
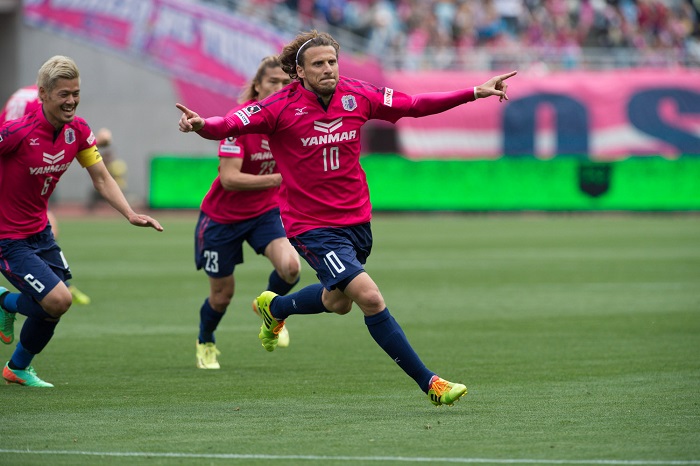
[365,308,435,392]
[198,298,225,344]
[267,270,299,296]
[270,283,327,321]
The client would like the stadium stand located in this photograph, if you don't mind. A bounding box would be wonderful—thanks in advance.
[202,0,700,70]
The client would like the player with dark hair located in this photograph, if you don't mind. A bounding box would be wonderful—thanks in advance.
[177,30,516,406]
[0,55,162,387]
[194,56,301,369]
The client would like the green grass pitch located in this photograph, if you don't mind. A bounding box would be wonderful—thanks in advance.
[1,213,698,465]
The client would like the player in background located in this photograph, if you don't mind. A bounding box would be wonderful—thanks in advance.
[194,56,301,369]
[177,30,516,406]
[1,84,92,305]
[0,55,163,387]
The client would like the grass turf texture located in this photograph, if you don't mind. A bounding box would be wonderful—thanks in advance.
[0,213,698,465]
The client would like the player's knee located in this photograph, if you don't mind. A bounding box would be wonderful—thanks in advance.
[356,290,384,314]
[42,296,72,318]
[325,296,353,315]
[209,293,232,312]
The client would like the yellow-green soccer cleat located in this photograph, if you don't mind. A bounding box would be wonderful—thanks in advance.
[254,291,285,352]
[3,363,54,388]
[427,376,467,407]
[0,287,16,345]
[252,297,289,348]
[195,341,221,369]
[69,285,91,305]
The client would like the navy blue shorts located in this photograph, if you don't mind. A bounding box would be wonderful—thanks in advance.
[0,225,72,301]
[290,223,373,291]
[194,208,287,278]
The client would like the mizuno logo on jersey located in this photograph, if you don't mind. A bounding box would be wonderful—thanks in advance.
[42,150,65,165]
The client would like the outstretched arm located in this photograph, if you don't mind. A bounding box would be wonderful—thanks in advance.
[86,161,163,231]
[407,70,517,117]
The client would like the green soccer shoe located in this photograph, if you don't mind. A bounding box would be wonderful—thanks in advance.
[3,363,54,388]
[255,291,285,352]
[427,376,467,407]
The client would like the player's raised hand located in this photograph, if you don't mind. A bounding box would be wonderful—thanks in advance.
[475,71,517,102]
[176,103,205,132]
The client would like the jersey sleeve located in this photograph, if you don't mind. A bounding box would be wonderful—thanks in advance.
[368,86,475,123]
[0,122,26,157]
[75,125,102,168]
[199,102,275,140]
[218,136,244,158]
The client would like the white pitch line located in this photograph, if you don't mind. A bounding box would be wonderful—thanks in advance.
[0,450,698,465]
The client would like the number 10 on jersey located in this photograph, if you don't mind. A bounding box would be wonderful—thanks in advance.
[323,147,340,171]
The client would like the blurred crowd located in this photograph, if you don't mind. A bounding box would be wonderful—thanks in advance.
[207,0,700,70]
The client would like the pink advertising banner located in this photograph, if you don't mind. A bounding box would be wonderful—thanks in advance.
[23,0,286,98]
[386,69,700,159]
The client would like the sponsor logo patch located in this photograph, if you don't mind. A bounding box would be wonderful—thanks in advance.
[43,150,65,165]
[244,104,261,116]
[87,132,96,146]
[313,117,343,133]
[383,87,394,107]
[235,110,250,126]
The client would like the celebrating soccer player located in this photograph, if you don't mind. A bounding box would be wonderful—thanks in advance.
[0,55,163,387]
[177,30,516,406]
[194,56,301,370]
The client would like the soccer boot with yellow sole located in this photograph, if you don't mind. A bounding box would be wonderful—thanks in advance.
[252,297,289,348]
[195,341,221,369]
[69,285,91,305]
[427,375,467,406]
[3,363,54,388]
[254,291,286,352]
[0,287,16,345]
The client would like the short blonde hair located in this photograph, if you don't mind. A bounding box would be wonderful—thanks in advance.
[36,55,80,95]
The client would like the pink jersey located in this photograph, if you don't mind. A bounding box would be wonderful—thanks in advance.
[1,85,41,123]
[198,77,475,237]
[0,107,102,239]
[200,101,280,224]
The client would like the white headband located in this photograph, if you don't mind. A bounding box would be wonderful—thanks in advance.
[295,38,315,67]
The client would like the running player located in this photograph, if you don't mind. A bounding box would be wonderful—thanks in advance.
[1,84,92,305]
[177,30,516,406]
[0,55,163,387]
[194,56,301,369]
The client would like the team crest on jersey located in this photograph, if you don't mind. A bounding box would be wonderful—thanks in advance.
[341,95,357,111]
[244,104,261,116]
[65,128,76,144]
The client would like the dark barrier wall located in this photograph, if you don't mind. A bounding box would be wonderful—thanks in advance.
[149,154,700,211]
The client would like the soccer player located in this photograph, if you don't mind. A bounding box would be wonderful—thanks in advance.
[1,84,92,306]
[177,30,516,406]
[194,56,301,369]
[0,55,163,387]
